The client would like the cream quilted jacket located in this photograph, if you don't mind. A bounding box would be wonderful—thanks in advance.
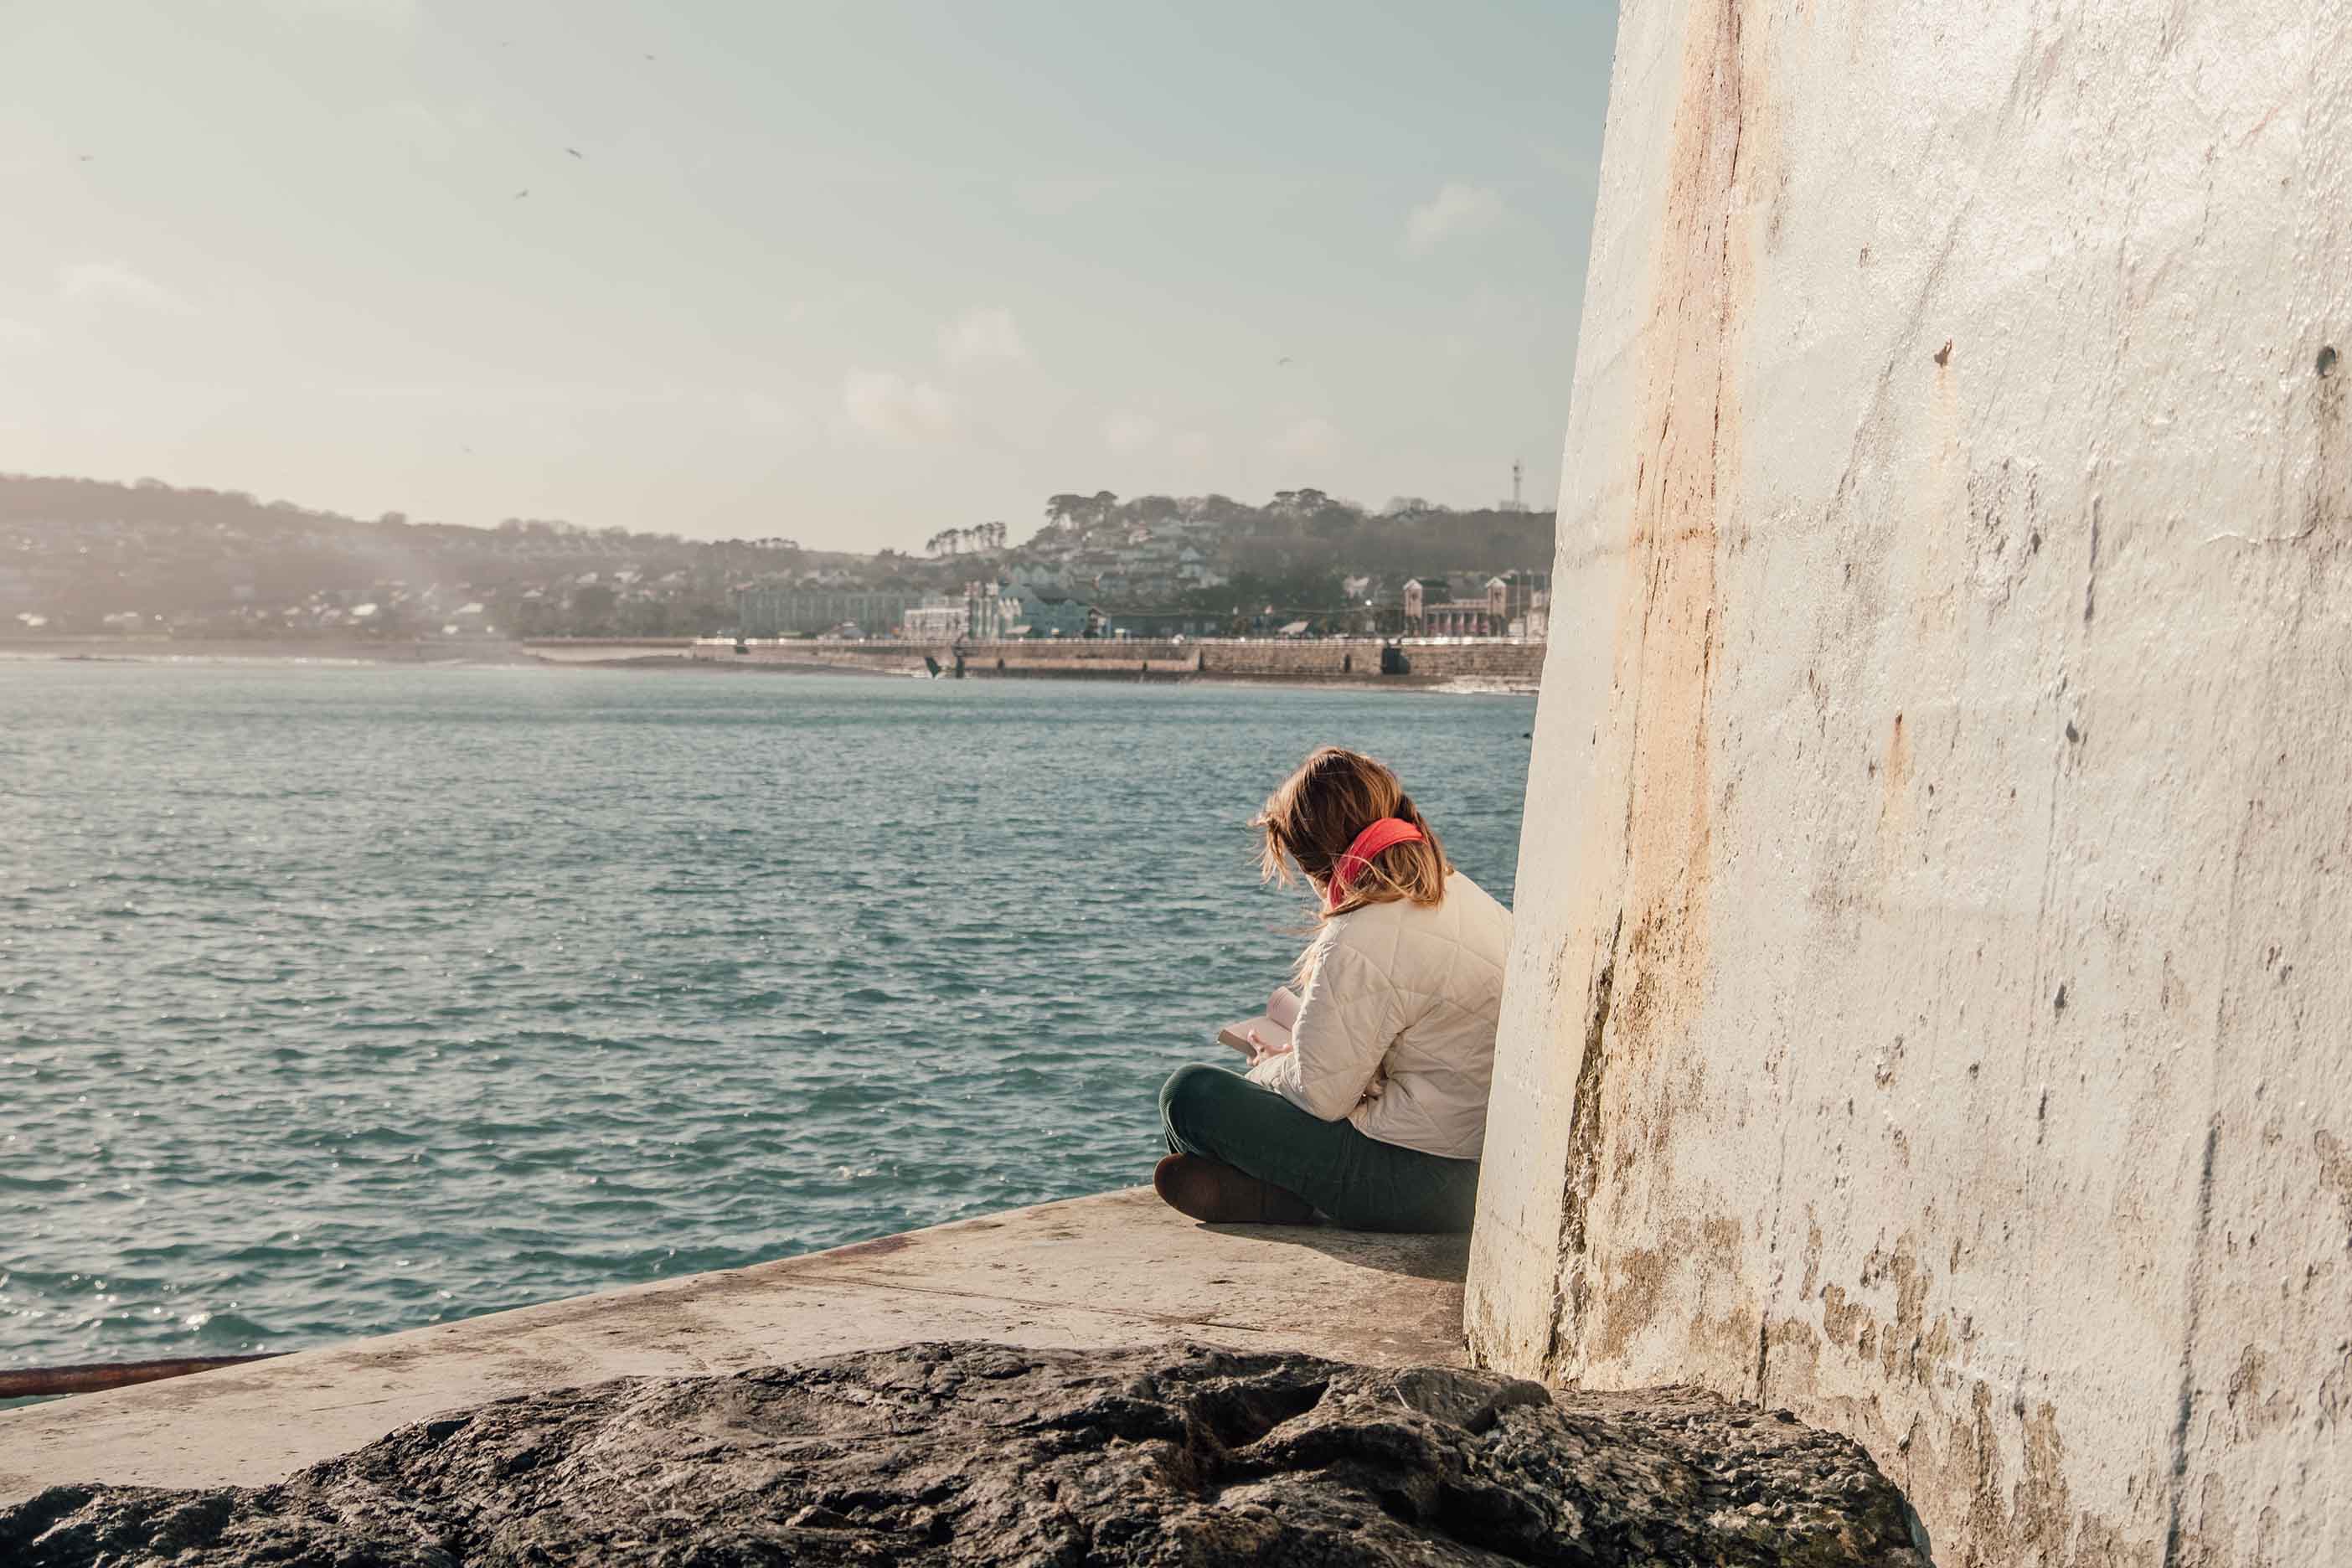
[1246,869,1512,1160]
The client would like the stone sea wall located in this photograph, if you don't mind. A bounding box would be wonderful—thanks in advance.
[661,637,1546,687]
[1467,3,2351,1565]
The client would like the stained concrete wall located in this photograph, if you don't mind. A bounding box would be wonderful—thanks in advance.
[1467,3,2351,1564]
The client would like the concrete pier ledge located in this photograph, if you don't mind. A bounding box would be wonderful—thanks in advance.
[0,1189,1467,1504]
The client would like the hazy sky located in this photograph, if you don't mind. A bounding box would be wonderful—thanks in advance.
[2,1,1618,551]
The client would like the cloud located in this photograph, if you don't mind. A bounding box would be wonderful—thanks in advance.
[939,307,1028,369]
[1101,410,1158,456]
[57,261,183,312]
[1268,416,1340,462]
[1405,183,1504,254]
[840,370,955,443]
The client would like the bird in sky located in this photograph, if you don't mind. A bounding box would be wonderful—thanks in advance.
[77,153,93,162]
[1277,356,1294,366]
[565,148,583,159]
[513,189,529,200]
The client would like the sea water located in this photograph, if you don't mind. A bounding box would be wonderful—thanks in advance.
[0,663,1534,1369]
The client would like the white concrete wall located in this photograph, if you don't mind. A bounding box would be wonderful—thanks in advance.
[1468,3,2351,1563]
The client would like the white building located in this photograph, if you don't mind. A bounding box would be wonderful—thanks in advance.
[902,596,968,642]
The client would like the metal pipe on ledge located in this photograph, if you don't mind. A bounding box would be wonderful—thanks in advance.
[0,1353,286,1400]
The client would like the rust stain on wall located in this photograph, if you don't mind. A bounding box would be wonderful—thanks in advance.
[1586,1214,1753,1367]
[1761,1229,2164,1565]
[1555,916,1621,1333]
[2223,1346,2297,1440]
[2314,1129,2352,1244]
[1895,1385,2155,1568]
[1877,710,1915,863]
[1550,0,1754,1382]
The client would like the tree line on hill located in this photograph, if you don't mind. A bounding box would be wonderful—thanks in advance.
[0,472,1553,637]
[1038,487,1550,575]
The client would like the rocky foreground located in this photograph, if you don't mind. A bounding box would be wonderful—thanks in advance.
[3,1340,1926,1565]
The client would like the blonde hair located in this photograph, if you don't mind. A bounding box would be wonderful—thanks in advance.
[1252,746,1450,921]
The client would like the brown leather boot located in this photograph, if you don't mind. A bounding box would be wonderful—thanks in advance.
[1153,1154,1317,1225]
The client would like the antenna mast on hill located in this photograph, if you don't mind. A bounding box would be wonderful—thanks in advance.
[1509,457,1524,512]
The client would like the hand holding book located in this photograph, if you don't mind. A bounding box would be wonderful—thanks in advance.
[1218,986,1302,1067]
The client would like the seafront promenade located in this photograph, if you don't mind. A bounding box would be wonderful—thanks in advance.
[537,634,1548,688]
[0,634,1546,689]
[0,1190,1467,1503]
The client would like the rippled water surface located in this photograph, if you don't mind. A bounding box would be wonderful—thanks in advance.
[1,663,1534,1368]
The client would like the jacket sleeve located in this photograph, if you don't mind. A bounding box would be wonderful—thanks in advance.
[1249,923,1404,1122]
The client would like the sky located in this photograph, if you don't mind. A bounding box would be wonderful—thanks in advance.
[0,0,1620,552]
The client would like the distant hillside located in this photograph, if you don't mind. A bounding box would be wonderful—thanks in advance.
[0,474,814,637]
[0,473,1555,638]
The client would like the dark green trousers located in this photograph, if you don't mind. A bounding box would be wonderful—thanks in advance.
[1158,1062,1481,1233]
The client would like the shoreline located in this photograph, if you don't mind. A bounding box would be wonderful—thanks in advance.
[0,637,542,668]
[0,638,1540,696]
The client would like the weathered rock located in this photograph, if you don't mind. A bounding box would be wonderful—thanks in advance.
[2,1340,1928,1565]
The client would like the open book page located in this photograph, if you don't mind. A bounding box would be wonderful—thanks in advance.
[1217,986,1302,1055]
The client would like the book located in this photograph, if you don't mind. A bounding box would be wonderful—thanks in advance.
[1218,985,1302,1056]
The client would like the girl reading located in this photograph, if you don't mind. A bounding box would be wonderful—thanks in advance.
[1156,746,1512,1232]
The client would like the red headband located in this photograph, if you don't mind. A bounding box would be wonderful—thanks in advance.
[1328,817,1424,906]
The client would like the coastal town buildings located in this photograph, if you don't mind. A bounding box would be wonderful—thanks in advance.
[1101,608,1225,637]
[734,586,924,638]
[998,584,1094,638]
[901,596,967,642]
[1496,571,1550,638]
[1401,572,1550,637]
[1402,575,1488,636]
[825,580,1099,642]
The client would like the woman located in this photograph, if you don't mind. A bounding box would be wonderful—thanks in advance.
[1155,746,1512,1232]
